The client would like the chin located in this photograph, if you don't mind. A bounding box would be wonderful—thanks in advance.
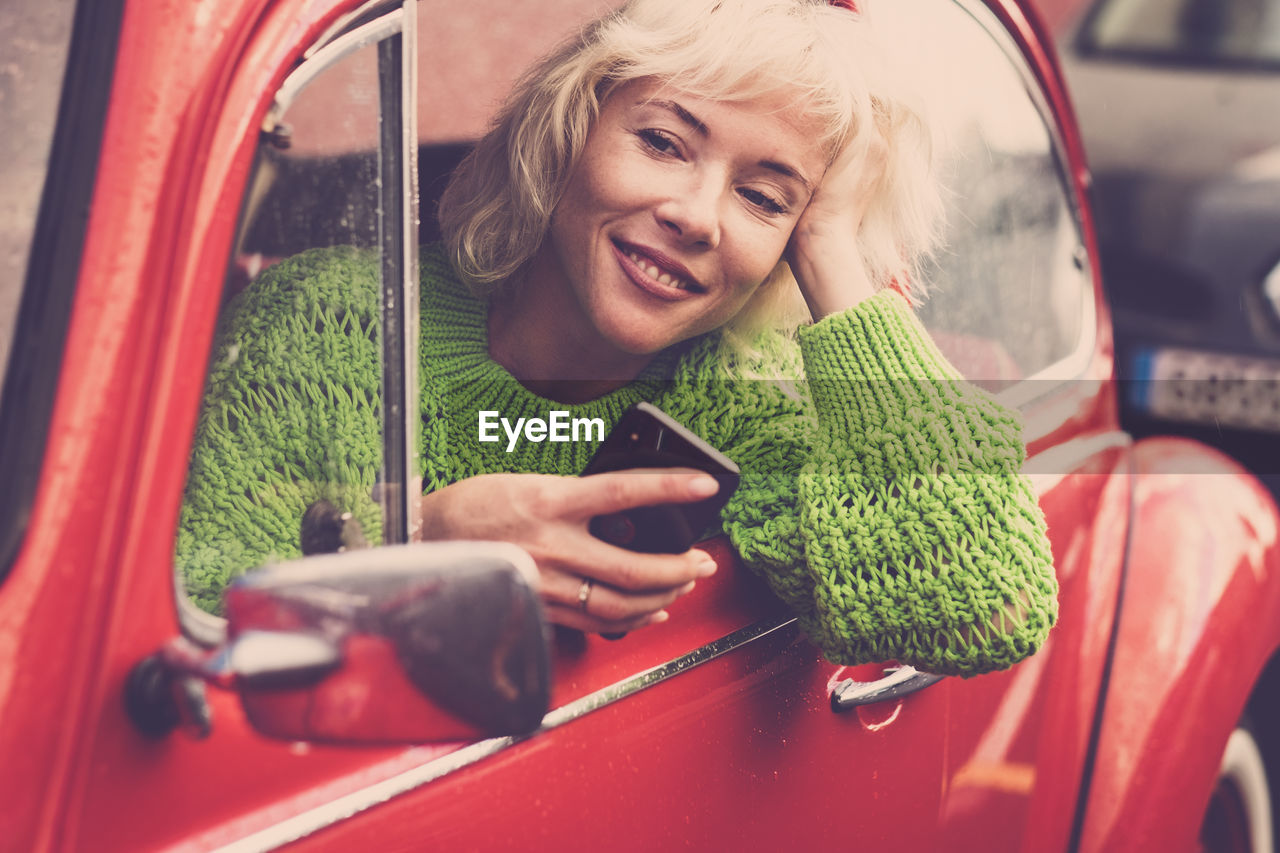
[596,314,684,357]
[610,331,675,357]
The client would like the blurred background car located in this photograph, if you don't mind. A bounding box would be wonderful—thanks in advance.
[1058,0,1280,484]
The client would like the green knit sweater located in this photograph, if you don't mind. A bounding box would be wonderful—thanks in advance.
[178,244,1057,676]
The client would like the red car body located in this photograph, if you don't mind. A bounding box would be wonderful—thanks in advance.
[1,0,1278,850]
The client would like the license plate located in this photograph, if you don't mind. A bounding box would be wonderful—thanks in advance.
[1131,347,1280,432]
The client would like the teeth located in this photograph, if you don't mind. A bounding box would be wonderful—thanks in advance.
[627,251,689,292]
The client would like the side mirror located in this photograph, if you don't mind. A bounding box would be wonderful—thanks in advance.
[126,542,551,744]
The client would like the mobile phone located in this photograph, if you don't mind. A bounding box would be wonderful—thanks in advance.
[580,402,740,554]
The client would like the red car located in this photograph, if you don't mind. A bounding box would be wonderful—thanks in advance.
[2,0,1278,850]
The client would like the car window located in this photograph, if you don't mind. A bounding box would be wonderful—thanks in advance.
[175,0,1090,619]
[1079,0,1280,68]
[175,0,648,626]
[0,0,77,390]
[883,0,1093,394]
[176,3,420,617]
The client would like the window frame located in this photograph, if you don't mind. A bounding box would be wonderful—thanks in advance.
[176,0,420,642]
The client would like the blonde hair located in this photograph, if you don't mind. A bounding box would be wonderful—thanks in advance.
[437,0,942,338]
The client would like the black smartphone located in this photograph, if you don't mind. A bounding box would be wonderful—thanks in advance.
[580,402,740,554]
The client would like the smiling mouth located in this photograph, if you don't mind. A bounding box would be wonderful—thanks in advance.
[615,242,704,294]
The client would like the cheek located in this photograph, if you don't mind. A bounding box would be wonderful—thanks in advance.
[568,140,648,211]
[703,276,766,330]
[728,235,790,294]
[550,159,637,257]
[548,175,606,270]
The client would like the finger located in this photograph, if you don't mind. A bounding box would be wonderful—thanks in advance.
[555,539,719,591]
[566,468,720,518]
[544,603,670,636]
[546,574,696,622]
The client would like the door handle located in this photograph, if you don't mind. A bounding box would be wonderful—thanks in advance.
[831,665,944,711]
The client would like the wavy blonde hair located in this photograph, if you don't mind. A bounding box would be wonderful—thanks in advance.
[437,0,942,338]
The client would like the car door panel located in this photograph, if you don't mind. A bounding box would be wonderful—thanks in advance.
[940,434,1131,850]
[285,625,949,851]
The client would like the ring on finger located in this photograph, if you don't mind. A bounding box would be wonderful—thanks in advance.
[577,578,594,613]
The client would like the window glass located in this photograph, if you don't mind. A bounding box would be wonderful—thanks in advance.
[178,12,417,615]
[177,0,634,609]
[881,0,1091,392]
[177,0,1089,614]
[0,0,77,388]
[415,0,623,244]
[238,46,382,260]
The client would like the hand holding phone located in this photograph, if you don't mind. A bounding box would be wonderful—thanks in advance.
[580,403,739,554]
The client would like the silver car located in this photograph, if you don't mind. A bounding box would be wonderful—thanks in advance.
[1061,0,1280,479]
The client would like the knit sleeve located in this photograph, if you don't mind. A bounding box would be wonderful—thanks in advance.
[721,290,1057,677]
[175,247,384,613]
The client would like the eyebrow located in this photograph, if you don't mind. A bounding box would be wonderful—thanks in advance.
[647,98,815,194]
[651,98,709,136]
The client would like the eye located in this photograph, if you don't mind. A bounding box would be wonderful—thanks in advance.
[738,187,788,216]
[637,128,681,157]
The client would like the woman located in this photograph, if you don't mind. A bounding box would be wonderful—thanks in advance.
[179,0,1056,677]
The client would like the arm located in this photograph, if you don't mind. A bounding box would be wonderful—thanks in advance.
[721,120,1056,674]
[722,300,1056,677]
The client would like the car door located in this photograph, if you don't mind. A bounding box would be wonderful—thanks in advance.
[0,0,1115,850]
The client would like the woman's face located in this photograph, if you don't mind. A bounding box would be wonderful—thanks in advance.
[531,78,828,356]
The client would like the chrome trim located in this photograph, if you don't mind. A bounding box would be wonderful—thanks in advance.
[212,615,798,853]
[831,665,945,709]
[996,281,1098,411]
[1023,430,1132,494]
[175,590,228,648]
[265,10,403,129]
[397,0,419,540]
[306,0,404,60]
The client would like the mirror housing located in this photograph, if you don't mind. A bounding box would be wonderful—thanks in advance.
[127,542,551,743]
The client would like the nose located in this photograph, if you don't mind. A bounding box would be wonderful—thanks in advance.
[655,175,722,249]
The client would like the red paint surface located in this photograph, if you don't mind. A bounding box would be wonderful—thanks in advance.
[0,0,1277,850]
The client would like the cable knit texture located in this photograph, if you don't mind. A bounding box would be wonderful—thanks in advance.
[178,244,1058,676]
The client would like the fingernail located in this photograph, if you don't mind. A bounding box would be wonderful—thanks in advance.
[649,610,670,624]
[689,475,719,497]
[678,580,697,595]
[692,550,717,577]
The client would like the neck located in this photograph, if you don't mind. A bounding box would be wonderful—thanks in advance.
[487,259,655,405]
